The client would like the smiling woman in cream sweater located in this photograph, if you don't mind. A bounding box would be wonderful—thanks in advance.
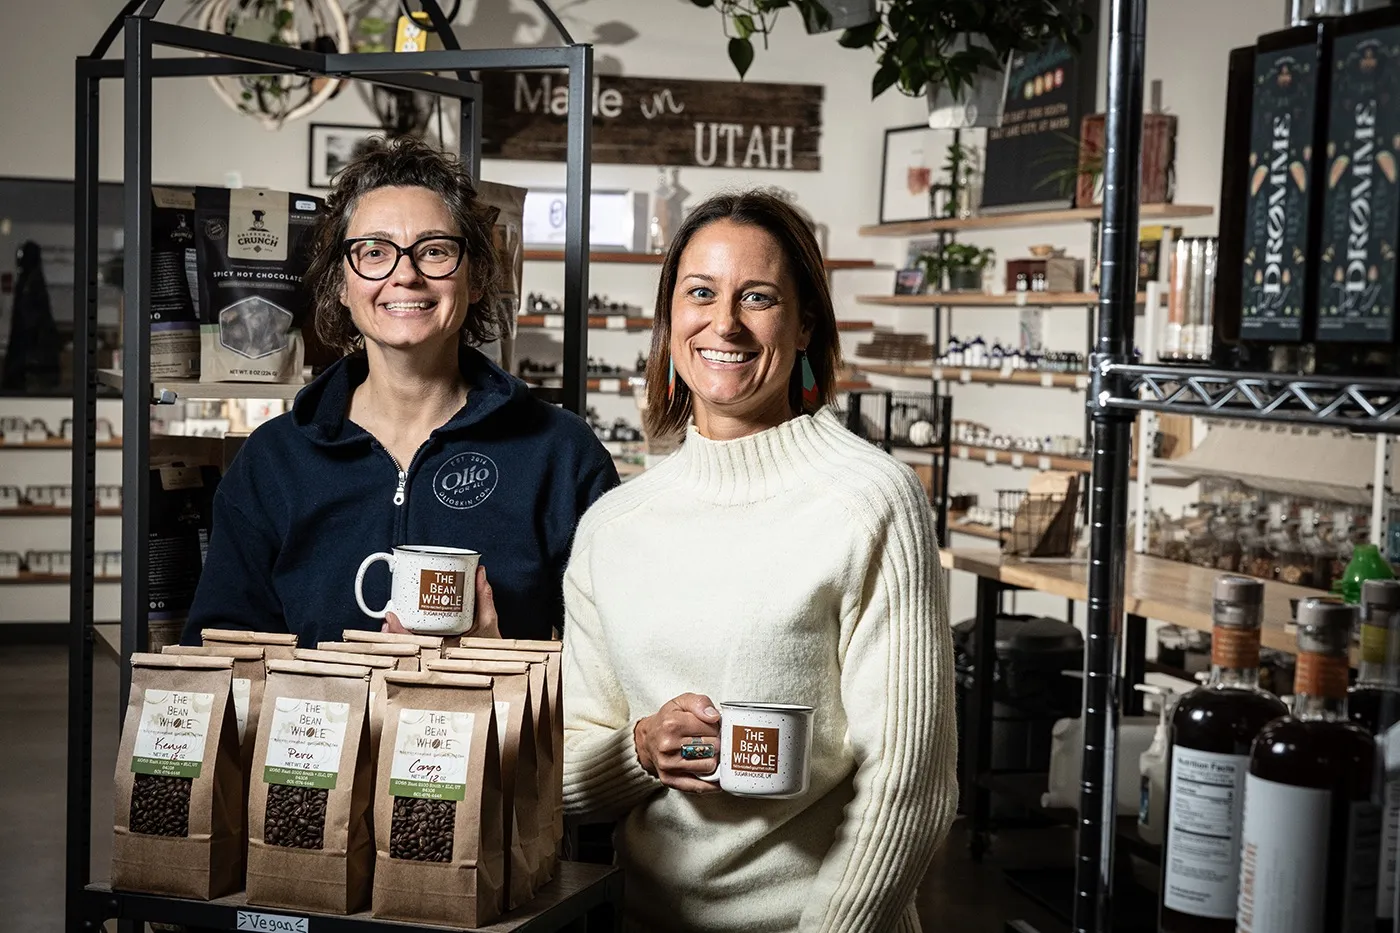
[561,190,957,933]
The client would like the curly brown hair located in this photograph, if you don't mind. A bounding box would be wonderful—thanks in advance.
[643,189,843,437]
[304,136,505,356]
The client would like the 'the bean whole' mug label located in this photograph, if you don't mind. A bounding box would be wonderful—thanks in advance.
[262,697,351,790]
[390,708,473,801]
[132,689,215,778]
[235,909,308,932]
[418,569,465,614]
[731,725,780,776]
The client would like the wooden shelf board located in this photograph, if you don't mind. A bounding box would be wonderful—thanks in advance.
[517,314,652,332]
[853,361,1088,388]
[98,369,307,402]
[858,292,1144,308]
[859,203,1214,237]
[0,506,121,517]
[1,572,120,585]
[951,443,1093,474]
[0,439,121,450]
[948,512,1007,542]
[835,320,875,331]
[523,249,875,271]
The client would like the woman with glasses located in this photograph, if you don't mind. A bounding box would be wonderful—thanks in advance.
[183,136,617,646]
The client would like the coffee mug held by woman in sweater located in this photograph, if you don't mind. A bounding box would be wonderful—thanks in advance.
[693,702,814,798]
[562,190,958,933]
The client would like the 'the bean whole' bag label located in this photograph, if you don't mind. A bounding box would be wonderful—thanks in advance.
[389,708,473,801]
[263,698,351,790]
[132,689,215,778]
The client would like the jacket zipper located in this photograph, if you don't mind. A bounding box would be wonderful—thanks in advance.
[374,440,433,544]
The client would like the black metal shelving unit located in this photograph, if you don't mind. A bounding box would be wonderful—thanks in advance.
[66,3,611,931]
[1066,2,1400,932]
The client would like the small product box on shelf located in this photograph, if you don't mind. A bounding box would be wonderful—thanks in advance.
[96,485,122,510]
[24,486,55,507]
[1,419,25,445]
[0,552,20,578]
[26,550,53,575]
[24,419,50,444]
[0,485,20,509]
[1316,9,1400,347]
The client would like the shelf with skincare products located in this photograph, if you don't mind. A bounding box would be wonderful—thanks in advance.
[858,291,1145,307]
[524,248,877,271]
[858,203,1214,237]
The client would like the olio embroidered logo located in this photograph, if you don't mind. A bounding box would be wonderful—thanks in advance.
[433,452,498,510]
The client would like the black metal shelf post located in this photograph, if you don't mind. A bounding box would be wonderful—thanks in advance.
[67,4,600,930]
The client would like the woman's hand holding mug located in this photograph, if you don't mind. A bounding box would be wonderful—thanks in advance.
[385,564,500,638]
[633,693,723,795]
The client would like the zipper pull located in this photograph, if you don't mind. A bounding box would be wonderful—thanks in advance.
[393,470,407,506]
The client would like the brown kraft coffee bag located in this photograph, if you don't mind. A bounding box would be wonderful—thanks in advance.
[247,660,373,914]
[372,671,505,927]
[201,628,298,661]
[317,640,419,671]
[293,647,398,761]
[112,653,243,900]
[340,628,444,662]
[425,658,541,906]
[446,646,560,870]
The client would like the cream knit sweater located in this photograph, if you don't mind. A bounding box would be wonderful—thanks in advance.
[561,408,958,933]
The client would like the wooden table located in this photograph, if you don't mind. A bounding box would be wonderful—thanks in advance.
[942,547,1332,863]
[940,548,1329,656]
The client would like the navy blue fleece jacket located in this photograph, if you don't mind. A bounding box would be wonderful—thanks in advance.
[183,346,618,646]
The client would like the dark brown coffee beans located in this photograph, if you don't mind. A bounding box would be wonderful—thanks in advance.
[389,796,454,862]
[130,773,191,837]
[264,784,327,850]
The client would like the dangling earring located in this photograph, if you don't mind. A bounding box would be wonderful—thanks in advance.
[667,356,677,401]
[800,349,819,409]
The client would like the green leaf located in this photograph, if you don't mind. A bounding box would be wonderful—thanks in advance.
[728,36,755,77]
[872,59,899,98]
[839,20,881,49]
[273,8,293,29]
[733,13,756,39]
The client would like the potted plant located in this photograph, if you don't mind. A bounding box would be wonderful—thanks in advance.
[689,0,1091,128]
[918,243,995,293]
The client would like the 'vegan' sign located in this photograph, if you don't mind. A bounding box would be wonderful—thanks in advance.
[480,71,822,172]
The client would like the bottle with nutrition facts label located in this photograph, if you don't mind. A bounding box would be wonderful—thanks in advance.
[1159,575,1288,933]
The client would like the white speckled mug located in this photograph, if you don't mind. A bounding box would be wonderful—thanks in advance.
[699,702,814,798]
[354,545,479,635]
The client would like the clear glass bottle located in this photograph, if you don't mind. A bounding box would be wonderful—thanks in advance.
[1160,577,1289,932]
[1350,580,1400,933]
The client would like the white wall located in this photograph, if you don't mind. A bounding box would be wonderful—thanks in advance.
[0,0,1293,628]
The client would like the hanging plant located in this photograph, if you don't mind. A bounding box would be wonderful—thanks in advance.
[689,0,1091,103]
[193,0,350,130]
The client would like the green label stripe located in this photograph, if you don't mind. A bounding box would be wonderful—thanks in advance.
[132,756,202,779]
[263,766,338,790]
[390,778,465,801]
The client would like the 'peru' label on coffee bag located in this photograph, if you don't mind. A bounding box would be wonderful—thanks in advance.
[132,689,215,778]
[1242,45,1321,341]
[389,708,473,801]
[263,698,351,789]
[1318,25,1400,342]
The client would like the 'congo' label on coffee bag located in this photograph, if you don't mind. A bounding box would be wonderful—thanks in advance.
[132,689,215,778]
[262,698,350,789]
[732,725,780,775]
[390,708,473,801]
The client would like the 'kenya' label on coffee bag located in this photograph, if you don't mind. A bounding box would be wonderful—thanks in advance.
[133,690,215,778]
[390,709,473,800]
[263,698,351,789]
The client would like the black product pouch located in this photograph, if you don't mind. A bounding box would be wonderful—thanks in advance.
[150,187,200,379]
[147,464,220,651]
[196,187,322,383]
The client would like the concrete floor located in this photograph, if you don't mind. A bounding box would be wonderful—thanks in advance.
[0,641,1070,932]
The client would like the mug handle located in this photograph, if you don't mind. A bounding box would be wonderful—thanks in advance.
[355,551,395,619]
[697,731,724,785]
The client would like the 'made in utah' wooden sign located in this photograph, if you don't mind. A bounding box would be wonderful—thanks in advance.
[479,71,823,171]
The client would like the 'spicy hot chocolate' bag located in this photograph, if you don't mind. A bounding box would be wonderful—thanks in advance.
[201,628,298,661]
[112,653,243,900]
[247,659,373,914]
[425,657,541,907]
[373,671,505,928]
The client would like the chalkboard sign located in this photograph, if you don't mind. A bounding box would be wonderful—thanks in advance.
[980,27,1099,214]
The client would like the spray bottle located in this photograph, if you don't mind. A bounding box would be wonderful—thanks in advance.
[1135,683,1175,845]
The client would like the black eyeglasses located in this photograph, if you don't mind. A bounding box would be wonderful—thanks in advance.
[342,235,468,281]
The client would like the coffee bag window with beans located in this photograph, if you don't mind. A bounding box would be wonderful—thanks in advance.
[373,671,506,928]
[247,659,374,915]
[112,653,244,901]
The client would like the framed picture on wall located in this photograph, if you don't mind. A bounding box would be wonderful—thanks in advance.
[878,125,954,225]
[308,123,384,189]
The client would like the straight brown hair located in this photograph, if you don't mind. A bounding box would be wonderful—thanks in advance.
[643,190,843,437]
